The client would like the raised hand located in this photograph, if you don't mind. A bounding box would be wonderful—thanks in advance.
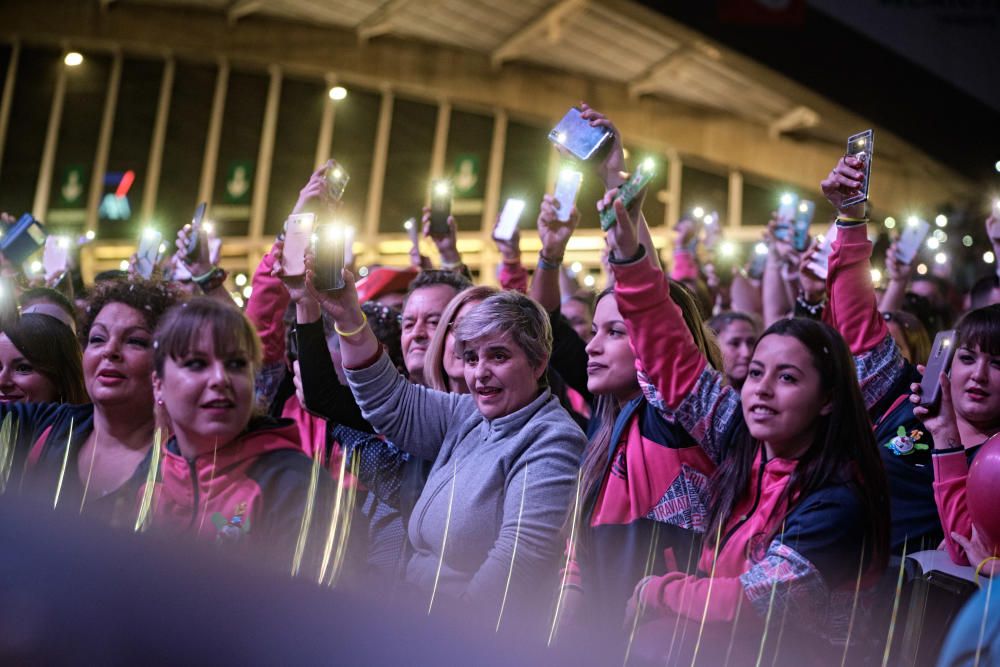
[175,223,212,277]
[537,194,580,262]
[798,239,826,303]
[910,368,962,449]
[293,165,335,215]
[600,188,639,261]
[420,206,461,267]
[820,156,867,219]
[578,103,627,189]
[884,241,912,283]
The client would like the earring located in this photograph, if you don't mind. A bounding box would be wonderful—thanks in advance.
[156,398,164,406]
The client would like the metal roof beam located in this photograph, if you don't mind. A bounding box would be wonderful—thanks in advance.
[357,0,417,43]
[228,0,264,23]
[491,0,587,69]
[768,105,820,138]
[628,48,689,99]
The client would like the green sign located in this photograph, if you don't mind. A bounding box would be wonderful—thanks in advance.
[452,154,480,197]
[223,160,254,204]
[58,165,86,206]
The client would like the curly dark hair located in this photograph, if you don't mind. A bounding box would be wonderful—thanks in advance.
[79,279,181,346]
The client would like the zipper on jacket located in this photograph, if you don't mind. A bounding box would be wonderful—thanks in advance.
[187,458,200,530]
[717,452,767,552]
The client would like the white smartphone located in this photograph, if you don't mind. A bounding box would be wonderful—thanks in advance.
[136,229,163,279]
[344,225,355,266]
[896,218,931,265]
[283,213,315,277]
[42,235,70,280]
[553,169,583,222]
[493,198,525,242]
[806,222,839,280]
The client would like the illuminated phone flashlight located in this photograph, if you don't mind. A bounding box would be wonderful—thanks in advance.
[884,217,896,230]
[203,221,215,236]
[692,206,705,220]
[754,242,768,256]
[719,241,737,258]
[29,260,42,274]
[403,218,414,232]
[926,237,940,250]
[798,202,810,213]
[143,228,159,240]
[935,252,948,265]
[56,236,70,250]
[85,230,96,241]
[570,261,583,275]
[780,193,794,206]
[906,216,919,228]
[640,157,655,173]
[870,269,882,284]
[583,274,596,288]
[555,131,567,144]
[433,180,452,197]
[935,214,947,228]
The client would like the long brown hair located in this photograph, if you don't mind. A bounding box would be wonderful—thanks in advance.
[576,280,722,523]
[705,318,889,571]
[2,314,88,404]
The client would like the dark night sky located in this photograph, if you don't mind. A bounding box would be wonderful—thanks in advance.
[637,0,1000,185]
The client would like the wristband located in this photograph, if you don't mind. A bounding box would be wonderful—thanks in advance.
[836,216,869,225]
[334,312,368,338]
[975,556,999,585]
[537,252,563,271]
[440,259,463,271]
[192,266,227,293]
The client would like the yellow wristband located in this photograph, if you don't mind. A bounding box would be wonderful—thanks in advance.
[975,556,1000,585]
[836,215,869,223]
[334,312,368,338]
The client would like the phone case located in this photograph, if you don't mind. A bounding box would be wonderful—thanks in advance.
[430,183,452,236]
[136,230,163,279]
[324,159,350,202]
[806,223,839,280]
[793,200,815,252]
[548,108,612,161]
[42,236,70,279]
[405,217,420,246]
[842,129,874,207]
[896,218,931,265]
[494,199,525,242]
[312,224,346,291]
[919,330,957,408]
[283,213,315,276]
[553,170,583,222]
[184,202,207,263]
[599,162,656,231]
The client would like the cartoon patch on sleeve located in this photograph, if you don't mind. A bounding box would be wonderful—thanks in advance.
[211,502,251,542]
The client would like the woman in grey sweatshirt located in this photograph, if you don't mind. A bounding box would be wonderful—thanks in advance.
[303,275,586,619]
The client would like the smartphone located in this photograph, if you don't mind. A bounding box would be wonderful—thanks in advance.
[747,248,768,280]
[599,159,656,231]
[429,180,452,236]
[324,159,350,202]
[283,213,315,277]
[42,235,70,280]
[344,225,355,266]
[842,129,874,208]
[136,229,163,279]
[312,224,346,291]
[493,198,525,242]
[183,202,207,264]
[548,107,612,161]
[404,217,420,246]
[553,169,583,222]
[793,200,815,252]
[0,213,47,265]
[919,330,957,409]
[896,218,931,265]
[806,222,839,280]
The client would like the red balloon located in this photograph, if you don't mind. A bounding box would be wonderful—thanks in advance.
[967,438,1000,551]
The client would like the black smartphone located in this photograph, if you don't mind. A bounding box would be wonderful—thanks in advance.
[793,200,815,252]
[842,129,874,208]
[919,330,957,409]
[548,107,612,161]
[429,180,452,236]
[183,202,207,264]
[312,224,346,291]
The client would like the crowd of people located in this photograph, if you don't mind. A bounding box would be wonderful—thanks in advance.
[1,103,998,665]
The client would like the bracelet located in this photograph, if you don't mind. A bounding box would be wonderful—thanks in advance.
[538,251,563,271]
[795,292,825,317]
[192,266,228,293]
[836,215,869,224]
[976,556,1000,585]
[334,312,368,338]
[560,583,584,594]
[440,259,463,271]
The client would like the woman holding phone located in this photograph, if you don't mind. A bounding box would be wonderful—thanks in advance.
[296,264,586,620]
